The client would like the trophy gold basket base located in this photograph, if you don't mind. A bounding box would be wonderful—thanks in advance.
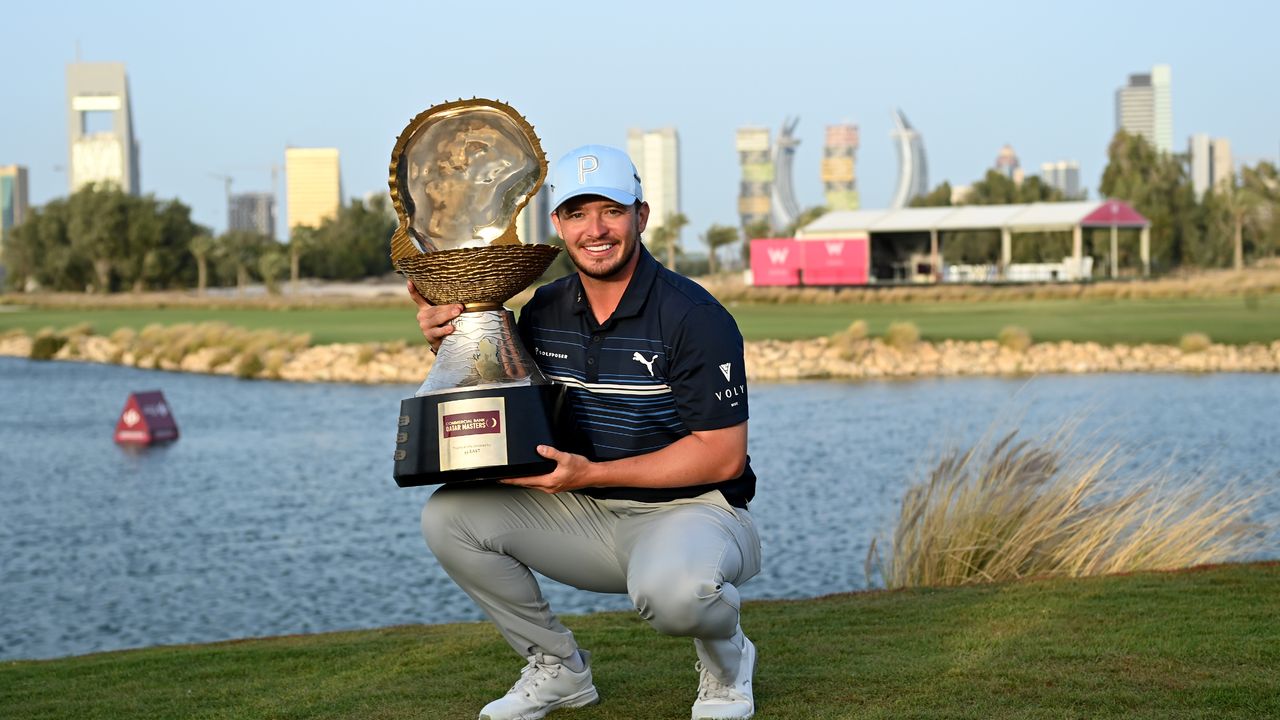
[393,383,571,487]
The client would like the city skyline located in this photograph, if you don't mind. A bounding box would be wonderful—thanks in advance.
[2,1,1277,247]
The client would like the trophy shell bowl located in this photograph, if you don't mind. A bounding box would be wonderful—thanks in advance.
[394,242,560,308]
[386,98,573,487]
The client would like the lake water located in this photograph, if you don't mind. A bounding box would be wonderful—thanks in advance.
[1,357,1276,661]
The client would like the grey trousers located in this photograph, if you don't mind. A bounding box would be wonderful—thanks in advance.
[421,483,762,677]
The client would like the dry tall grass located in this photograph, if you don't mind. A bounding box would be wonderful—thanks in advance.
[697,266,1280,305]
[997,325,1033,352]
[867,429,1268,589]
[884,321,920,349]
[830,320,869,360]
[1180,332,1212,353]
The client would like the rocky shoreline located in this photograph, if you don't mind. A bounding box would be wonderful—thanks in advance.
[3,332,1277,383]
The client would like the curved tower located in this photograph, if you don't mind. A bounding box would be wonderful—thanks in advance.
[889,109,928,208]
[769,117,801,231]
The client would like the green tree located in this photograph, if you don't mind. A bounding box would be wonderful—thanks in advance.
[1099,131,1200,270]
[648,212,688,271]
[3,185,199,292]
[783,205,829,237]
[217,230,273,293]
[189,234,215,294]
[67,183,131,292]
[152,199,202,289]
[258,246,290,295]
[299,198,397,280]
[741,218,773,267]
[1240,162,1280,261]
[121,196,163,291]
[288,225,319,289]
[910,182,953,208]
[703,224,739,275]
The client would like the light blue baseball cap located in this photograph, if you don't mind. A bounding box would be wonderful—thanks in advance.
[549,144,644,211]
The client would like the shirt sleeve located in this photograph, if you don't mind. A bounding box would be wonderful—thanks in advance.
[665,303,749,431]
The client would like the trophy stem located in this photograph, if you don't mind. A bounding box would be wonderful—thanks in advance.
[415,309,548,397]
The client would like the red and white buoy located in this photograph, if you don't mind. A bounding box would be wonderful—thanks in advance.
[114,391,180,445]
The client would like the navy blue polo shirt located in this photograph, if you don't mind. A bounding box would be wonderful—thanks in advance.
[517,244,755,508]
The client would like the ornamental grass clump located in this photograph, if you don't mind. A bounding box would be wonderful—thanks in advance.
[29,331,67,361]
[997,325,1033,353]
[1180,332,1212,354]
[883,321,920,350]
[868,428,1267,589]
[830,319,869,360]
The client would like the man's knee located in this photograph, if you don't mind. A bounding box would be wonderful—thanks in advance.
[630,571,740,638]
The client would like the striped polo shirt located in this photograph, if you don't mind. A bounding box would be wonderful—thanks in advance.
[517,245,755,508]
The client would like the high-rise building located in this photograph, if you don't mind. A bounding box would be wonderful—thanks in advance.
[228,192,276,238]
[889,109,929,209]
[993,144,1023,184]
[285,147,342,232]
[1039,160,1081,198]
[626,128,680,245]
[770,117,802,232]
[822,124,859,211]
[1116,64,1172,153]
[1,165,30,267]
[1189,134,1234,198]
[66,62,140,194]
[515,184,551,246]
[736,127,773,233]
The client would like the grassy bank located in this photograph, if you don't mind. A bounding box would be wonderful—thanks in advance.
[3,563,1277,719]
[2,293,1278,345]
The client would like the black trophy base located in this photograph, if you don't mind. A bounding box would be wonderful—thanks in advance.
[393,383,569,487]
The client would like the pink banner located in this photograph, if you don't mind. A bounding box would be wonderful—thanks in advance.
[800,238,869,285]
[750,239,801,286]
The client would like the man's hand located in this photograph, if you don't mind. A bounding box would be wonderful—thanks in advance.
[408,280,463,353]
[501,445,595,494]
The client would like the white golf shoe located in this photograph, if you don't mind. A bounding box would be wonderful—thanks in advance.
[691,635,756,719]
[478,650,599,720]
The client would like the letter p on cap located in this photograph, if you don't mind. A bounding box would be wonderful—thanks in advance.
[577,155,599,184]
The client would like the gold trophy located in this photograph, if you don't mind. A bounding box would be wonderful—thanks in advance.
[389,98,567,486]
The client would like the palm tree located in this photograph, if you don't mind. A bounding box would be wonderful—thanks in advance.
[1216,179,1263,271]
[189,234,215,295]
[656,212,688,270]
[288,225,318,291]
[703,224,740,275]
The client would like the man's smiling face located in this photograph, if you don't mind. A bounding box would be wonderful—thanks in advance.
[552,196,649,281]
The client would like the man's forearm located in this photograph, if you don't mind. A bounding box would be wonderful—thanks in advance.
[580,422,747,490]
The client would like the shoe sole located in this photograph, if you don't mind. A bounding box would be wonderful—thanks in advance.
[478,686,600,720]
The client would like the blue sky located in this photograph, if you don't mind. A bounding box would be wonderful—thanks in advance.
[2,0,1277,246]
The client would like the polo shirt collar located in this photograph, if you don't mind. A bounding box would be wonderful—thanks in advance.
[571,243,660,327]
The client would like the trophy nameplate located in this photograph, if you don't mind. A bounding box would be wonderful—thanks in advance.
[387,98,570,487]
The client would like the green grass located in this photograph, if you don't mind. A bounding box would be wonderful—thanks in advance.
[2,563,1277,719]
[724,294,1280,345]
[0,308,425,346]
[1,293,1277,345]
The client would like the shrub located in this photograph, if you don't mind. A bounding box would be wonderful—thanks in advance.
[234,351,264,379]
[1180,332,1212,354]
[109,327,137,346]
[355,344,377,365]
[207,348,236,370]
[262,349,289,379]
[867,428,1266,589]
[997,325,1033,353]
[830,320,869,360]
[884,321,920,350]
[30,333,67,361]
[62,322,95,338]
